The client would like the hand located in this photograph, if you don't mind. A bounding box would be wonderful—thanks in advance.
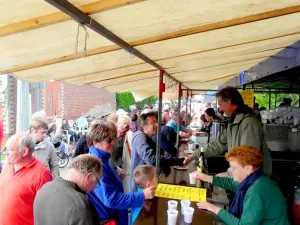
[143,185,156,200]
[183,154,194,166]
[193,171,212,183]
[216,172,228,177]
[197,202,221,215]
[118,171,125,180]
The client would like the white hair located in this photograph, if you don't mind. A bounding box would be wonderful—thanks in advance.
[18,134,35,153]
[32,111,46,121]
[118,114,131,126]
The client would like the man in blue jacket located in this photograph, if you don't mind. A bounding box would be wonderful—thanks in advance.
[130,112,184,192]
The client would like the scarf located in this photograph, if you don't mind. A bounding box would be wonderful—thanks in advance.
[118,126,129,138]
[229,170,263,218]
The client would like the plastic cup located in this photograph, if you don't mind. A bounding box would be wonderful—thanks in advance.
[188,143,194,151]
[189,173,197,184]
[184,207,195,223]
[180,200,191,214]
[168,200,178,210]
[167,209,178,225]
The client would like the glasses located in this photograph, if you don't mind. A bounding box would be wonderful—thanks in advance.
[104,136,117,144]
[3,147,15,153]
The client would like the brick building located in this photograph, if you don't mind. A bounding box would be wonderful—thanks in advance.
[0,76,116,136]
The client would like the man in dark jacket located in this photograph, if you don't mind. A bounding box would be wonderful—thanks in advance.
[130,112,184,192]
[34,155,102,225]
[74,134,89,157]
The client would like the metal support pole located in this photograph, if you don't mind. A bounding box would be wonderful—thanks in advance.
[156,70,165,177]
[275,92,277,108]
[189,91,192,119]
[185,90,188,127]
[176,84,182,152]
[268,90,271,110]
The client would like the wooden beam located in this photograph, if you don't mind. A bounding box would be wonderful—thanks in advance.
[0,0,144,37]
[1,5,300,75]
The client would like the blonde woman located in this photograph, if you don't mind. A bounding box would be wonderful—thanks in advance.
[117,115,133,193]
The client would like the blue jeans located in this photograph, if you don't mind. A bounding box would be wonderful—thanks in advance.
[68,130,77,142]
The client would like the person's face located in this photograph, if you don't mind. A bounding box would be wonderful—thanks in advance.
[4,139,29,164]
[83,172,102,193]
[204,113,212,122]
[142,116,157,137]
[228,159,251,183]
[62,119,67,125]
[31,128,48,142]
[117,119,128,132]
[217,97,233,117]
[98,132,117,153]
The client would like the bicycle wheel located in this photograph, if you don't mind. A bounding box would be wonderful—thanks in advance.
[57,153,69,168]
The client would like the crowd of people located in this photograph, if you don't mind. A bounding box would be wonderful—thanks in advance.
[0,86,291,225]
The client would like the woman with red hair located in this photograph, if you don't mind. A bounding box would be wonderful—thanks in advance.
[194,145,290,225]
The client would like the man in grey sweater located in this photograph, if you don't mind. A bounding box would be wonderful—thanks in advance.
[30,120,60,178]
[34,154,102,225]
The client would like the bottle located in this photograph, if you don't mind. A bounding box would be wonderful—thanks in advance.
[197,147,205,188]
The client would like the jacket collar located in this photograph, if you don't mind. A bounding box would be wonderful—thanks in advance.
[89,146,111,162]
[228,105,255,125]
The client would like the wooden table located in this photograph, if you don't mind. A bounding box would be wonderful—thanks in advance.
[133,143,227,225]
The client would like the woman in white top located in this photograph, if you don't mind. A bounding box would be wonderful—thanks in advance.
[117,115,133,193]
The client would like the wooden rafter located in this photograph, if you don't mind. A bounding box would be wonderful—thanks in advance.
[0,0,145,37]
[1,5,300,75]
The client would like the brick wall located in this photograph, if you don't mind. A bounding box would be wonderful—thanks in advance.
[61,82,116,120]
[29,83,45,112]
[2,76,18,136]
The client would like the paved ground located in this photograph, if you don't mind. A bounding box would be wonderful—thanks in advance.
[59,157,72,179]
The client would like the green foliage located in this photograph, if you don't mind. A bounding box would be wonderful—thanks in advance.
[255,93,299,110]
[116,92,158,111]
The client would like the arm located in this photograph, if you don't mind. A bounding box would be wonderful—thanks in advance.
[212,176,239,192]
[217,193,264,225]
[239,117,262,148]
[95,174,145,209]
[194,128,228,160]
[135,134,156,166]
[48,143,60,178]
[35,171,53,190]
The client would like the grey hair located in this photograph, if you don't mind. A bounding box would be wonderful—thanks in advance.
[32,111,46,121]
[18,134,35,153]
[71,155,102,178]
[171,112,179,120]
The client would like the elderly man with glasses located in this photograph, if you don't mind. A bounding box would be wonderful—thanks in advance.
[87,120,156,225]
[0,133,52,225]
[34,154,102,225]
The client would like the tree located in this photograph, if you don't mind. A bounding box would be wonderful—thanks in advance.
[116,92,158,111]
[255,92,299,110]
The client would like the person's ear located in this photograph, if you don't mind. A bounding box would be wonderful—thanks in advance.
[22,147,30,157]
[227,100,232,107]
[86,172,94,182]
[245,165,253,175]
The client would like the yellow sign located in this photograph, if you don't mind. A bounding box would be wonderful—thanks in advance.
[155,183,206,202]
[238,89,254,108]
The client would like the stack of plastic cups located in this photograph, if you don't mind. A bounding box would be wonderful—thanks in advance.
[167,200,178,225]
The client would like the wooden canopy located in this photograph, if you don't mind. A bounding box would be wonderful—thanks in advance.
[1,0,300,99]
